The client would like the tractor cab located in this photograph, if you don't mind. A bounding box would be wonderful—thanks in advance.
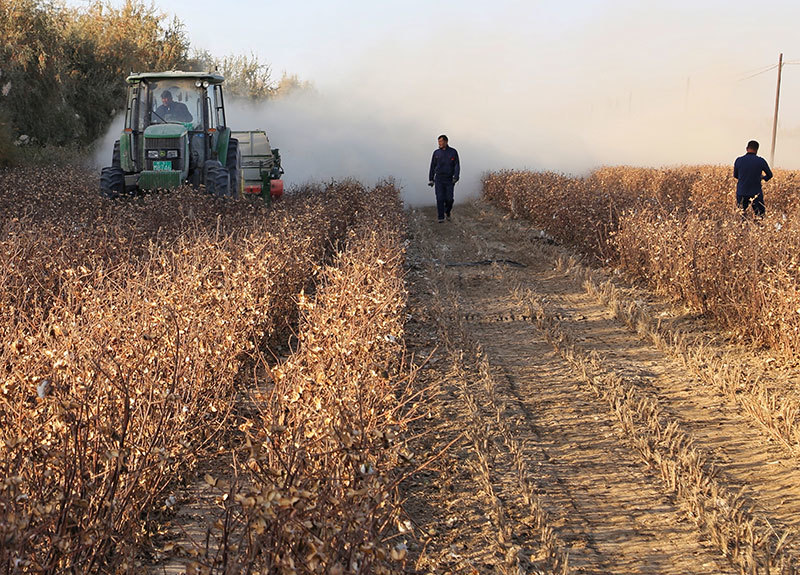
[130,74,220,132]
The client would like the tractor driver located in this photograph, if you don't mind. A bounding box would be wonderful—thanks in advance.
[154,90,193,123]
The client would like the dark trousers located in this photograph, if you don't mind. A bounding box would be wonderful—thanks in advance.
[737,192,765,217]
[434,180,454,220]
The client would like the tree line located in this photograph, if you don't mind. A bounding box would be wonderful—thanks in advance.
[0,0,307,166]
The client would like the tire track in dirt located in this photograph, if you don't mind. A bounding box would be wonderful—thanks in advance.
[404,258,559,571]
[403,204,737,574]
[559,287,800,529]
[473,315,726,574]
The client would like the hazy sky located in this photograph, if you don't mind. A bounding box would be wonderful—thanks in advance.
[79,0,800,202]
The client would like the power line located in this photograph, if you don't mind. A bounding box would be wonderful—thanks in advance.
[738,64,778,82]
[740,62,780,76]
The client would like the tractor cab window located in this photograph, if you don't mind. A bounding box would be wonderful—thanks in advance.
[147,80,201,128]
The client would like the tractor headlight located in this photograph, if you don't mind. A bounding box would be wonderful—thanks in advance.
[147,150,160,159]
[166,150,179,159]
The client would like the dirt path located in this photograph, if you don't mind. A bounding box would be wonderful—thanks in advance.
[402,201,800,574]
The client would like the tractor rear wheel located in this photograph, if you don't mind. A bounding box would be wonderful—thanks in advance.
[100,166,125,199]
[225,138,241,197]
[204,161,230,198]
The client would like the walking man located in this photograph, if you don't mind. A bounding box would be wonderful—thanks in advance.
[733,140,772,217]
[428,134,460,223]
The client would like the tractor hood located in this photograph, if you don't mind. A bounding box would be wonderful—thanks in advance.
[144,124,189,139]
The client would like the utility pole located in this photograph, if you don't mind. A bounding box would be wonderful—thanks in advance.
[770,52,783,166]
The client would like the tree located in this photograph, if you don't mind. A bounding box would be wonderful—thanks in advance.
[274,72,314,98]
[61,0,191,142]
[0,0,192,146]
[0,0,73,144]
[215,53,275,100]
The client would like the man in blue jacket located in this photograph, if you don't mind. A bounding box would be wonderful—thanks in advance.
[428,134,460,223]
[733,140,772,217]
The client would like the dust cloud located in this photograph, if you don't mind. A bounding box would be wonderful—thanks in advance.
[92,2,800,206]
[91,113,124,170]
[224,1,800,206]
[226,91,501,207]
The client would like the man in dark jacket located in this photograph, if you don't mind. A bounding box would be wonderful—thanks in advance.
[428,134,460,223]
[154,90,193,124]
[733,140,772,217]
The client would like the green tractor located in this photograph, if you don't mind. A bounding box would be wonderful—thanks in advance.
[100,71,283,200]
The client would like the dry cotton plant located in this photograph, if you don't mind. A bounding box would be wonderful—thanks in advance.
[194,184,416,574]
[484,166,800,356]
[0,168,385,572]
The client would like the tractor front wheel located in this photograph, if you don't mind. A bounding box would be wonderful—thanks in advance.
[204,161,230,198]
[100,166,125,199]
[225,138,241,197]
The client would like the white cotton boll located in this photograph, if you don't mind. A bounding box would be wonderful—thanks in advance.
[36,379,51,398]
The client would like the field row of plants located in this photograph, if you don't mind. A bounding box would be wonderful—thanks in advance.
[199,185,413,574]
[0,168,411,573]
[483,166,800,356]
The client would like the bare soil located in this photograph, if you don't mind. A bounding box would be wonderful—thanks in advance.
[401,201,800,574]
